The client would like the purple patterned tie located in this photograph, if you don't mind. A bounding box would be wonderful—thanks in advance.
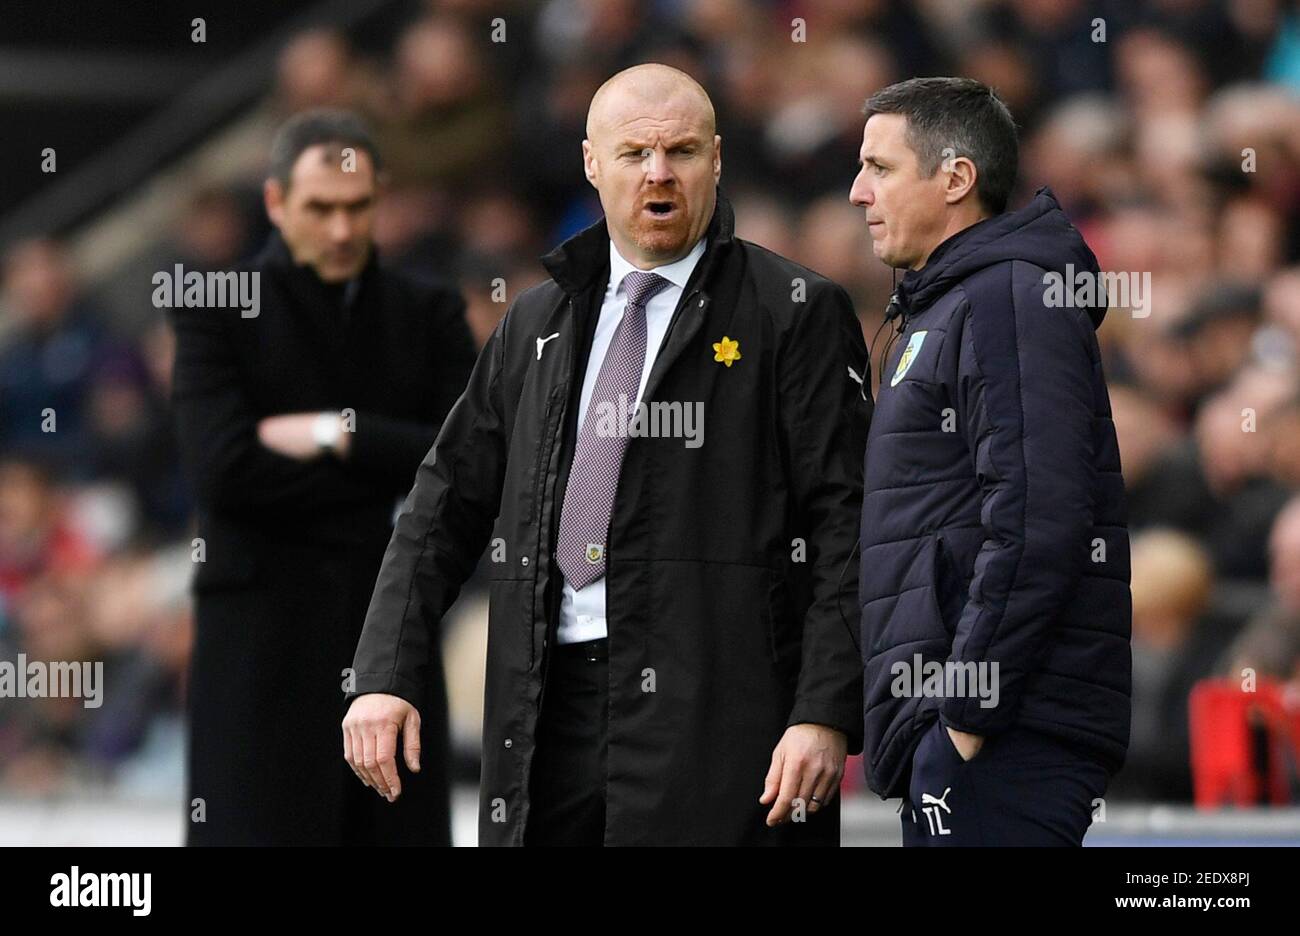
[556,270,671,590]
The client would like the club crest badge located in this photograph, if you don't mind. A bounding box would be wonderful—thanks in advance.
[890,330,928,387]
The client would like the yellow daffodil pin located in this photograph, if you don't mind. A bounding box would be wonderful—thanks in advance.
[712,335,741,367]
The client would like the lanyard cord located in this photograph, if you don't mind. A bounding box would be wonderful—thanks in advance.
[876,266,907,389]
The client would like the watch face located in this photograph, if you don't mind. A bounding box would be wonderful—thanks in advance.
[314,413,340,448]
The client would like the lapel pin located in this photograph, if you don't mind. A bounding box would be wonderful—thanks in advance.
[712,335,741,368]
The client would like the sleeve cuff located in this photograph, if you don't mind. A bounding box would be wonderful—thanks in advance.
[344,669,425,713]
[787,697,864,756]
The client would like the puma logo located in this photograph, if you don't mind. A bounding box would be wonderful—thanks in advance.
[921,787,952,814]
[847,365,868,400]
[920,787,953,836]
[536,332,560,360]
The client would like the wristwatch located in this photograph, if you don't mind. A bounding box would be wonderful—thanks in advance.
[312,411,343,453]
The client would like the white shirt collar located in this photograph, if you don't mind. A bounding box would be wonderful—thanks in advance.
[608,235,707,298]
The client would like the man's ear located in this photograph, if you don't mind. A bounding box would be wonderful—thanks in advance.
[581,139,598,188]
[944,156,978,206]
[713,134,722,183]
[264,178,286,228]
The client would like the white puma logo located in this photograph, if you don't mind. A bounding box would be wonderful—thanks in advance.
[920,787,953,835]
[536,332,560,360]
[921,787,952,814]
[846,364,868,400]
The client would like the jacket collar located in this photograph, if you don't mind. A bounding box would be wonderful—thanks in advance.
[541,187,736,298]
[256,229,378,317]
[892,187,1095,322]
[894,212,999,318]
[607,234,706,298]
[901,214,997,292]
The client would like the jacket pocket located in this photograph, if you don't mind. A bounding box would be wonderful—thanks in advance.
[867,536,951,659]
[932,534,964,637]
[765,570,799,677]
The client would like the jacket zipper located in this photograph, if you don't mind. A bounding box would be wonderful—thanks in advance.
[529,296,575,672]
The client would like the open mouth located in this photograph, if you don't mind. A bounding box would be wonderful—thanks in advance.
[644,201,678,218]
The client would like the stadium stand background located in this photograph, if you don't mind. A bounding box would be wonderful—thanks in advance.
[3,0,1300,844]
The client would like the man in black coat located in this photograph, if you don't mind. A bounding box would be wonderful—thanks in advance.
[170,110,475,845]
[850,78,1131,845]
[343,64,870,846]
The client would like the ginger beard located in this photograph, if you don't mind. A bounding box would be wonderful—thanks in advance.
[590,136,719,267]
[627,184,691,258]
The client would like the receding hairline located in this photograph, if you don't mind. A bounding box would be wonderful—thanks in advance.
[586,64,716,142]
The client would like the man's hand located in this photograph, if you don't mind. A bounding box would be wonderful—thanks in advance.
[257,412,352,460]
[946,725,984,762]
[342,693,421,802]
[258,413,324,460]
[758,723,847,826]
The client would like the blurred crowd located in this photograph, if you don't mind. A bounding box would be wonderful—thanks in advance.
[3,0,1300,804]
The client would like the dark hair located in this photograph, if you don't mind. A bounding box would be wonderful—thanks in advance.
[862,77,1018,215]
[267,108,382,189]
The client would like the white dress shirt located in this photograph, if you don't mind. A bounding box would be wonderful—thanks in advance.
[556,235,707,644]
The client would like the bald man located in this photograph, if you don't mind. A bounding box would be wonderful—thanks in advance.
[343,65,870,846]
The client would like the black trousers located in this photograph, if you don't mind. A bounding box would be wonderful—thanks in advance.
[901,719,1109,847]
[524,638,609,846]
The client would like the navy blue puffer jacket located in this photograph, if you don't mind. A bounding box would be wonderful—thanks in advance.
[859,187,1131,798]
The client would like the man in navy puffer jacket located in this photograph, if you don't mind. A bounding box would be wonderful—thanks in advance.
[850,77,1131,846]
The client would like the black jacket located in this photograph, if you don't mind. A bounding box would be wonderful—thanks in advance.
[860,188,1132,798]
[349,191,872,845]
[170,233,475,844]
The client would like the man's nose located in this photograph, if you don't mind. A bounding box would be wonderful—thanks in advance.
[643,149,675,185]
[329,211,353,242]
[849,171,872,207]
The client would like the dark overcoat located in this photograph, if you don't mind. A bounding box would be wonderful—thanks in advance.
[349,191,871,845]
[170,233,475,844]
